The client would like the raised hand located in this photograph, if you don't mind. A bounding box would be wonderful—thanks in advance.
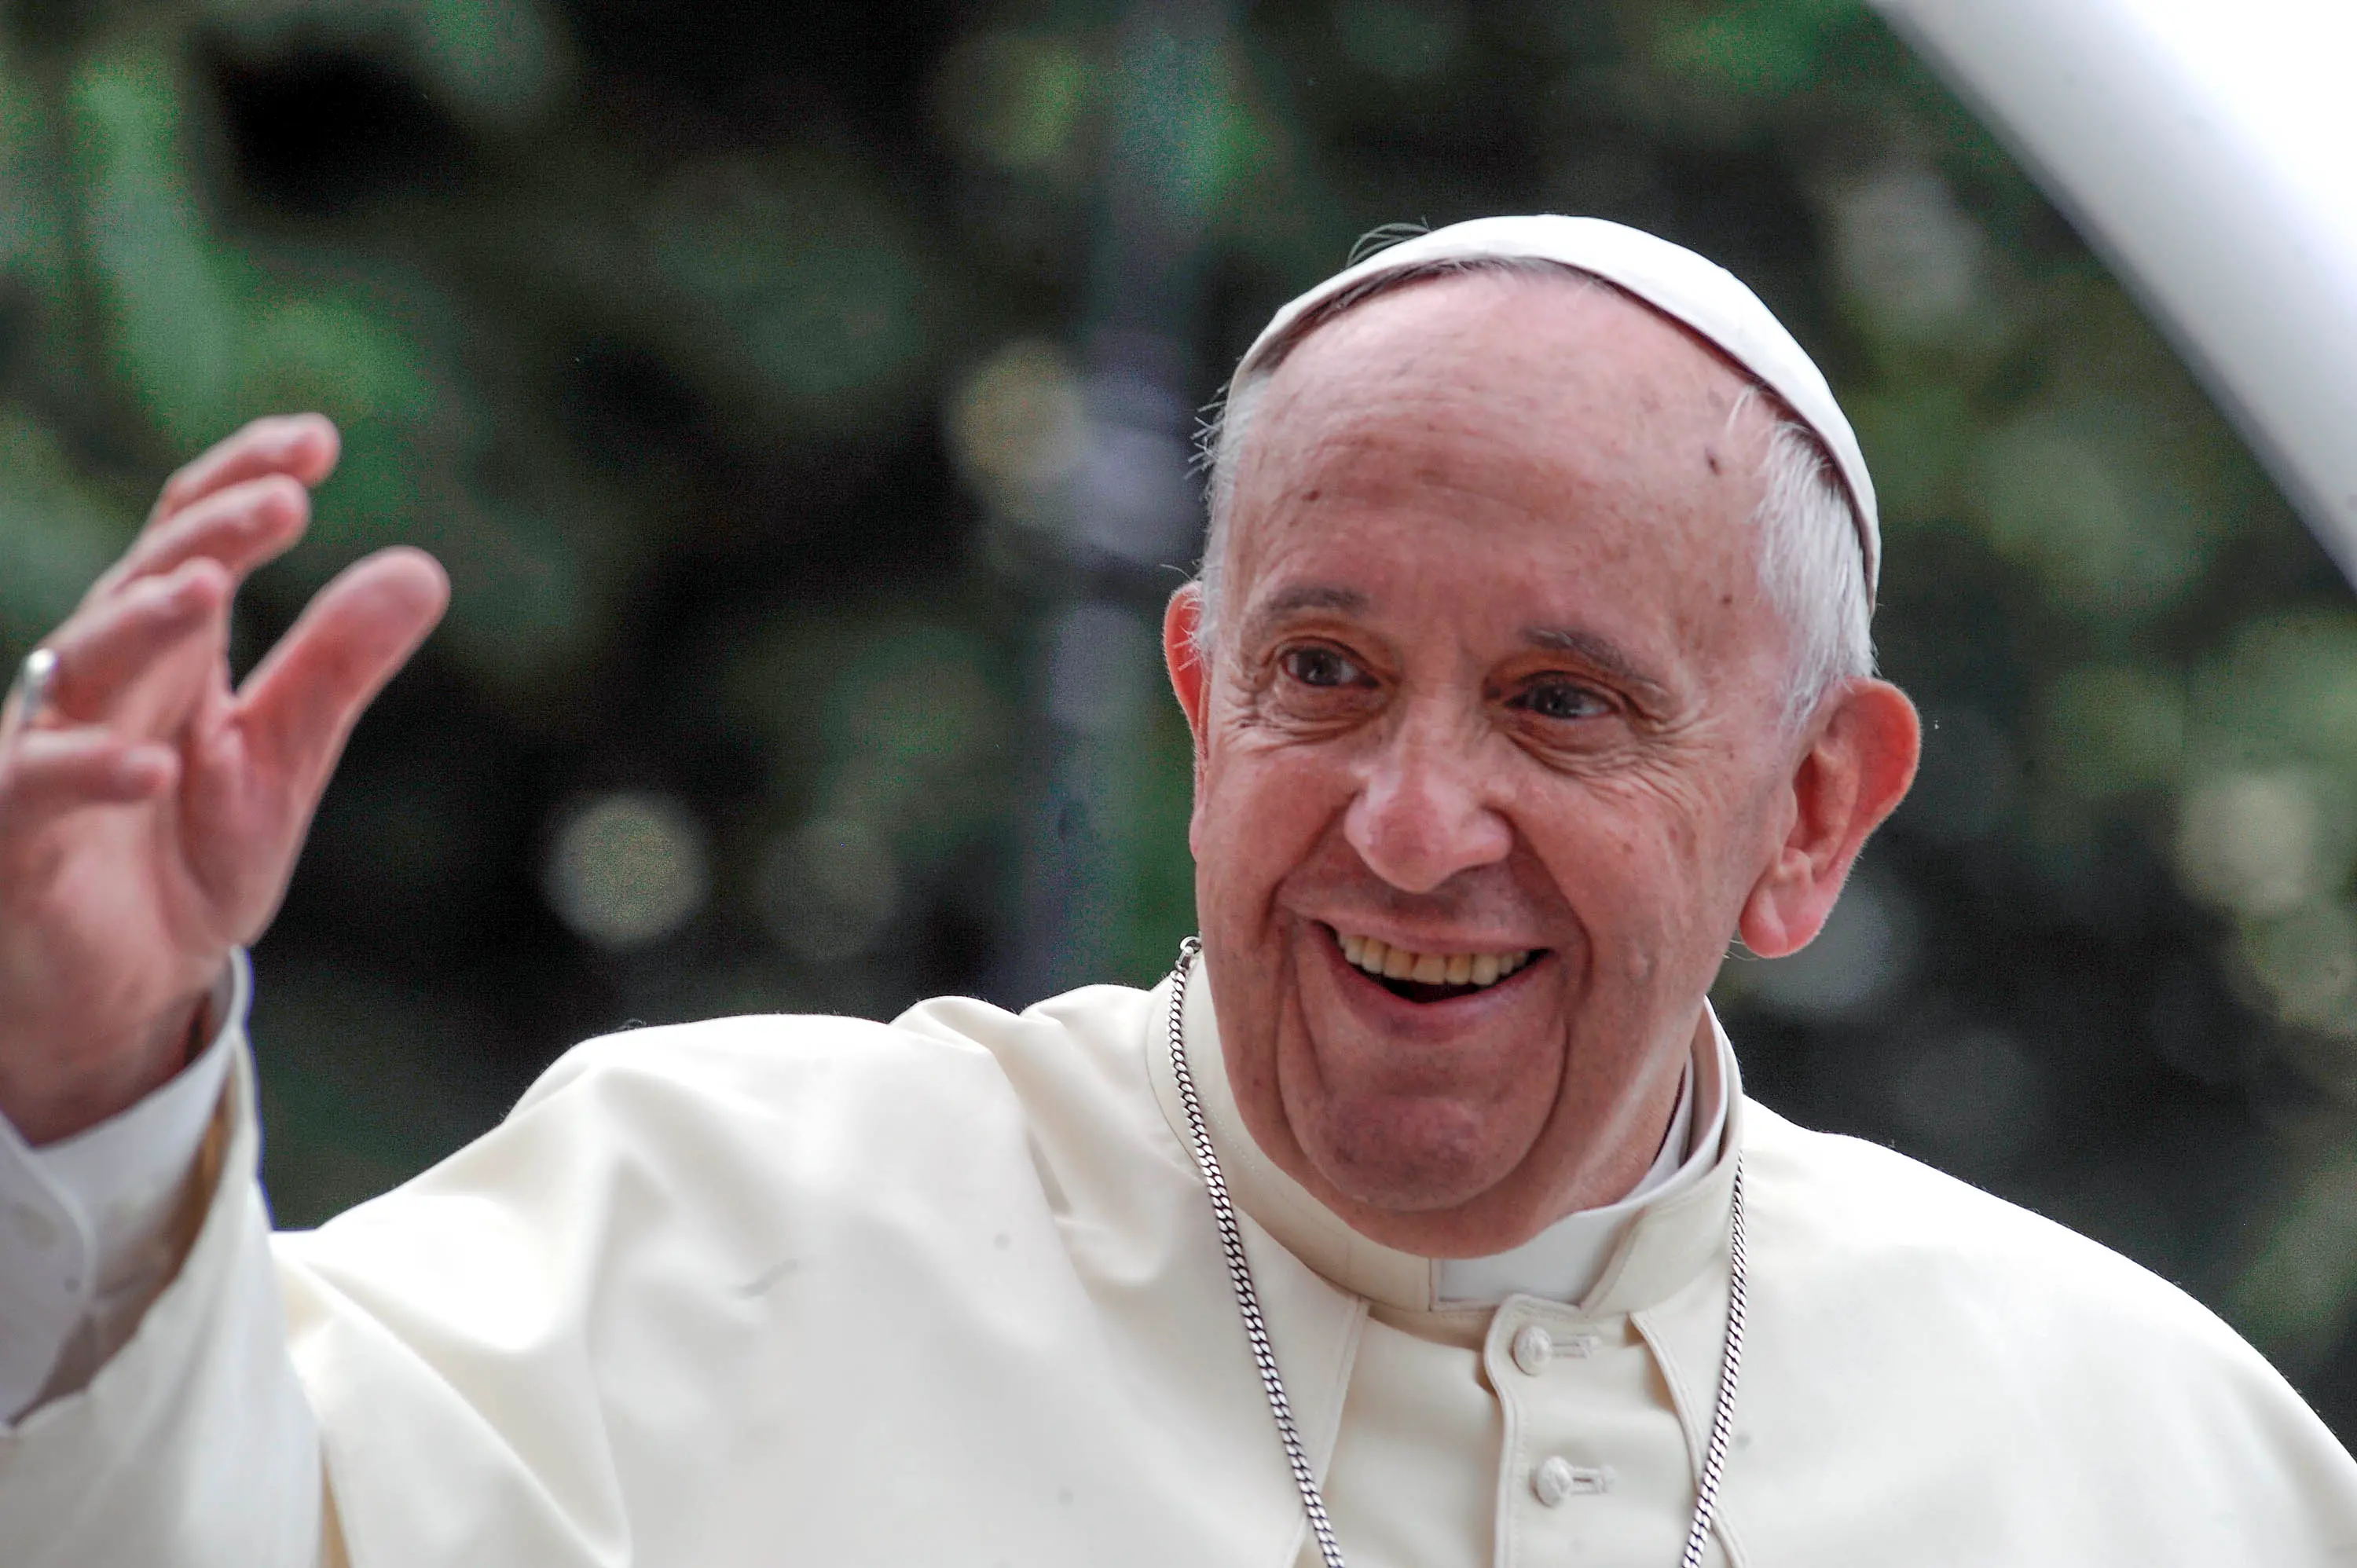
[0,415,448,1145]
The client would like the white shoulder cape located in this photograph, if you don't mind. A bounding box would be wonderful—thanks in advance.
[3,977,2352,1566]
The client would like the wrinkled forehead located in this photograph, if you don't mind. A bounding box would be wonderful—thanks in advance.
[1227,276,1791,673]
[1248,266,1764,453]
[1221,263,1775,565]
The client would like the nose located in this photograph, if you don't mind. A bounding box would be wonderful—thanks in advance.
[1343,702,1514,894]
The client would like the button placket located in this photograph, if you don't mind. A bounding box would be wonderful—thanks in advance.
[1487,1298,1698,1567]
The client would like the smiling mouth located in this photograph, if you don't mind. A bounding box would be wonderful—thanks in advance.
[1333,928,1542,1004]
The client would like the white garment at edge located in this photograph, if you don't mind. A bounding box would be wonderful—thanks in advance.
[3,962,2356,1566]
[0,967,1706,1421]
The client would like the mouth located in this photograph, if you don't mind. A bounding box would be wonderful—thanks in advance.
[1331,926,1544,1005]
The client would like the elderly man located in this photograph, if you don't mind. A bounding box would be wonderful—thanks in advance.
[1,217,2352,1567]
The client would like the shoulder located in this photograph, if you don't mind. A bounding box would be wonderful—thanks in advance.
[1730,1102,2357,1537]
[517,983,1156,1111]
[1742,1101,2217,1323]
[514,1008,971,1120]
[288,984,1178,1280]
[1739,1100,2282,1385]
[494,982,1174,1184]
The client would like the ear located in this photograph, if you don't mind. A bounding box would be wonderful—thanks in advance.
[1737,680,1920,958]
[1164,583,1210,753]
[1164,584,1214,854]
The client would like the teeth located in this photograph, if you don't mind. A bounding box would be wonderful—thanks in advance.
[1336,932,1534,992]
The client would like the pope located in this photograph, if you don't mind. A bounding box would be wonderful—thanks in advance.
[2,217,2355,1567]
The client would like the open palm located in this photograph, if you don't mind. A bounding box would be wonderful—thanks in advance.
[0,416,447,1145]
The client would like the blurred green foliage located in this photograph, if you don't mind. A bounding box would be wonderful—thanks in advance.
[8,0,2357,1435]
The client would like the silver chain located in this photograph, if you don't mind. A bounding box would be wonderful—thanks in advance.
[1681,1144,1746,1568]
[1162,936,1747,1568]
[1164,937,1351,1568]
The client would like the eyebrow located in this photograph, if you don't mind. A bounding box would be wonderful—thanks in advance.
[1265,584,1369,616]
[1240,583,1371,644]
[1521,625,1672,703]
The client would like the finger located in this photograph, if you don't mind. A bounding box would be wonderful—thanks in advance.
[98,475,310,601]
[0,731,177,823]
[233,548,449,799]
[148,414,339,531]
[39,560,231,724]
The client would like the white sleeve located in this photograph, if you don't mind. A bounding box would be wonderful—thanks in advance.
[0,954,243,1425]
[0,954,324,1568]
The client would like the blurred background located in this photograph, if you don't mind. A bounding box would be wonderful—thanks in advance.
[5,0,2357,1434]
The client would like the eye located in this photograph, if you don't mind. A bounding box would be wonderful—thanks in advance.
[1280,645,1367,689]
[1509,678,1611,721]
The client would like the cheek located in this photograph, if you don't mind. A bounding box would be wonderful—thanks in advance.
[1521,771,1740,960]
[1197,724,1357,909]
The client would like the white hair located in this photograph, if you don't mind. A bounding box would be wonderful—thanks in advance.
[1193,255,1874,728]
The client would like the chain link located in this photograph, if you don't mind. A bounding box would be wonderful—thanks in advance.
[1679,1159,1746,1568]
[1163,936,1747,1568]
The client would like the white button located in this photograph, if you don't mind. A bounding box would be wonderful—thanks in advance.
[1532,1456,1576,1507]
[1510,1323,1552,1376]
[1531,1457,1611,1505]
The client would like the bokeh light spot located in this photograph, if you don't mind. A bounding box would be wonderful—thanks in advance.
[932,30,1093,174]
[949,338,1085,506]
[2177,770,2340,918]
[543,791,711,951]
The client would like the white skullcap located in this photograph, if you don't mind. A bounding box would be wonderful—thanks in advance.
[1236,214,1881,599]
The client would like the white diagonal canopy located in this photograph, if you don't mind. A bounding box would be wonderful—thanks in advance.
[1874,0,2357,579]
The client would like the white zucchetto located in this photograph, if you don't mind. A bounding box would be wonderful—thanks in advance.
[1237,214,1882,598]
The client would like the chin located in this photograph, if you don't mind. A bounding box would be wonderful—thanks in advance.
[1301,1095,1534,1216]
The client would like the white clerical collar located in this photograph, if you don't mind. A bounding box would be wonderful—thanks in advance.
[1146,958,1742,1316]
[1433,1048,1717,1306]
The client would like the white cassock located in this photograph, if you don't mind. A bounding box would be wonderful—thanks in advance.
[2,955,2355,1567]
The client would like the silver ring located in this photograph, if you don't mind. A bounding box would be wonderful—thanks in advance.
[9,647,57,726]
